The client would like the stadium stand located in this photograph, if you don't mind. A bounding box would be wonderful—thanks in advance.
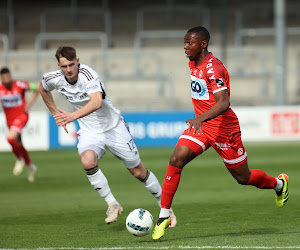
[0,0,300,111]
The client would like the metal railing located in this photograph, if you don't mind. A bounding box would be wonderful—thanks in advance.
[136,4,210,34]
[0,33,9,65]
[0,9,15,49]
[40,7,112,47]
[234,9,300,47]
[90,50,175,109]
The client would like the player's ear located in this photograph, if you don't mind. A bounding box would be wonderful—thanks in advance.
[77,58,79,63]
[202,40,208,49]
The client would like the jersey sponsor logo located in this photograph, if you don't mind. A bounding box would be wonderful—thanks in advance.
[212,142,230,150]
[190,75,209,100]
[216,78,224,87]
[206,58,215,80]
[86,84,99,91]
[0,94,22,107]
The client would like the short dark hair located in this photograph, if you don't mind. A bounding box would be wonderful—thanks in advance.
[0,67,10,74]
[55,46,77,62]
[187,26,210,43]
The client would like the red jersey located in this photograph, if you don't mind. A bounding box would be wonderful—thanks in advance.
[189,52,240,131]
[0,80,29,123]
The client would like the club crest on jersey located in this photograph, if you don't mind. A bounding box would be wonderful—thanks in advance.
[216,78,224,87]
[199,70,203,78]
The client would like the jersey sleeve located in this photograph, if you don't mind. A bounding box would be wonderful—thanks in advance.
[41,72,56,91]
[79,65,103,95]
[16,80,30,91]
[208,61,228,94]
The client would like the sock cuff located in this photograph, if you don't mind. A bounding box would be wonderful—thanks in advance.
[140,169,150,182]
[168,164,182,173]
[85,165,99,175]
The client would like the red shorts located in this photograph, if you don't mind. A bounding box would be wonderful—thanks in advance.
[177,127,247,169]
[7,113,29,134]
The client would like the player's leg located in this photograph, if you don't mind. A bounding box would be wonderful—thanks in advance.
[214,131,288,207]
[128,161,177,227]
[7,129,25,175]
[7,114,37,181]
[78,133,122,224]
[153,129,210,240]
[105,119,177,225]
[228,162,288,207]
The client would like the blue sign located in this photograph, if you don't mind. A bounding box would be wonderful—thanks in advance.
[49,111,195,148]
[123,111,194,147]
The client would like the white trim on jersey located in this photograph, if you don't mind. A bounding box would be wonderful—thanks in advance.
[179,135,206,151]
[212,86,227,94]
[223,152,247,164]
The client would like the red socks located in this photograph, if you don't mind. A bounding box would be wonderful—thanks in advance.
[7,138,31,165]
[20,144,31,165]
[161,165,182,209]
[7,138,23,159]
[247,169,277,189]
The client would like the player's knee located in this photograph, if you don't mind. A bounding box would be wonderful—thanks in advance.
[169,154,185,169]
[235,176,249,185]
[129,167,144,180]
[81,156,97,169]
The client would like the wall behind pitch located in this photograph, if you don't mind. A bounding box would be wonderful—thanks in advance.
[1,106,299,152]
[0,111,49,151]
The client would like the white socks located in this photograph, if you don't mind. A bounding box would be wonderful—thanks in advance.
[142,170,162,205]
[274,178,284,191]
[86,166,116,205]
[159,208,170,218]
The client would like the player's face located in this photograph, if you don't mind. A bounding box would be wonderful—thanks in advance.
[0,72,13,89]
[58,57,79,83]
[184,32,206,61]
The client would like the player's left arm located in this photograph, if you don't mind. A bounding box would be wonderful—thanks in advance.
[187,90,229,134]
[24,83,40,113]
[54,91,103,126]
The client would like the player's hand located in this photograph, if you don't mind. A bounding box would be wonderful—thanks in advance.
[186,116,203,135]
[53,109,74,133]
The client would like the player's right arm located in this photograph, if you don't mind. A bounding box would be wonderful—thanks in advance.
[39,83,68,133]
[39,83,59,116]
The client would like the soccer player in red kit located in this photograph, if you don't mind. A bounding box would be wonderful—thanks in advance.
[0,67,39,182]
[152,26,289,240]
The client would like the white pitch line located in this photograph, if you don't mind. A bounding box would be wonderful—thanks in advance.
[1,247,300,250]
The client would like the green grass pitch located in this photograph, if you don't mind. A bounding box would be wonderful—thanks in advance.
[0,142,300,249]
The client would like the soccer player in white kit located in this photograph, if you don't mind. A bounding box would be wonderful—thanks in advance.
[39,46,176,225]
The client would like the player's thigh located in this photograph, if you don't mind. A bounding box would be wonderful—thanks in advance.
[177,128,211,155]
[209,131,248,170]
[106,120,141,169]
[8,113,29,135]
[77,132,106,162]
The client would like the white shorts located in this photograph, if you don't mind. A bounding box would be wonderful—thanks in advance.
[77,118,141,169]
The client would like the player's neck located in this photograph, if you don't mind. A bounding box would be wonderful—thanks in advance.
[194,51,210,66]
[65,76,78,85]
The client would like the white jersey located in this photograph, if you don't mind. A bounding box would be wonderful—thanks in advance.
[41,64,121,133]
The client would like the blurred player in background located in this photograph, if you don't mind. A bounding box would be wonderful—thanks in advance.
[39,46,176,225]
[0,67,39,182]
[152,26,289,240]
